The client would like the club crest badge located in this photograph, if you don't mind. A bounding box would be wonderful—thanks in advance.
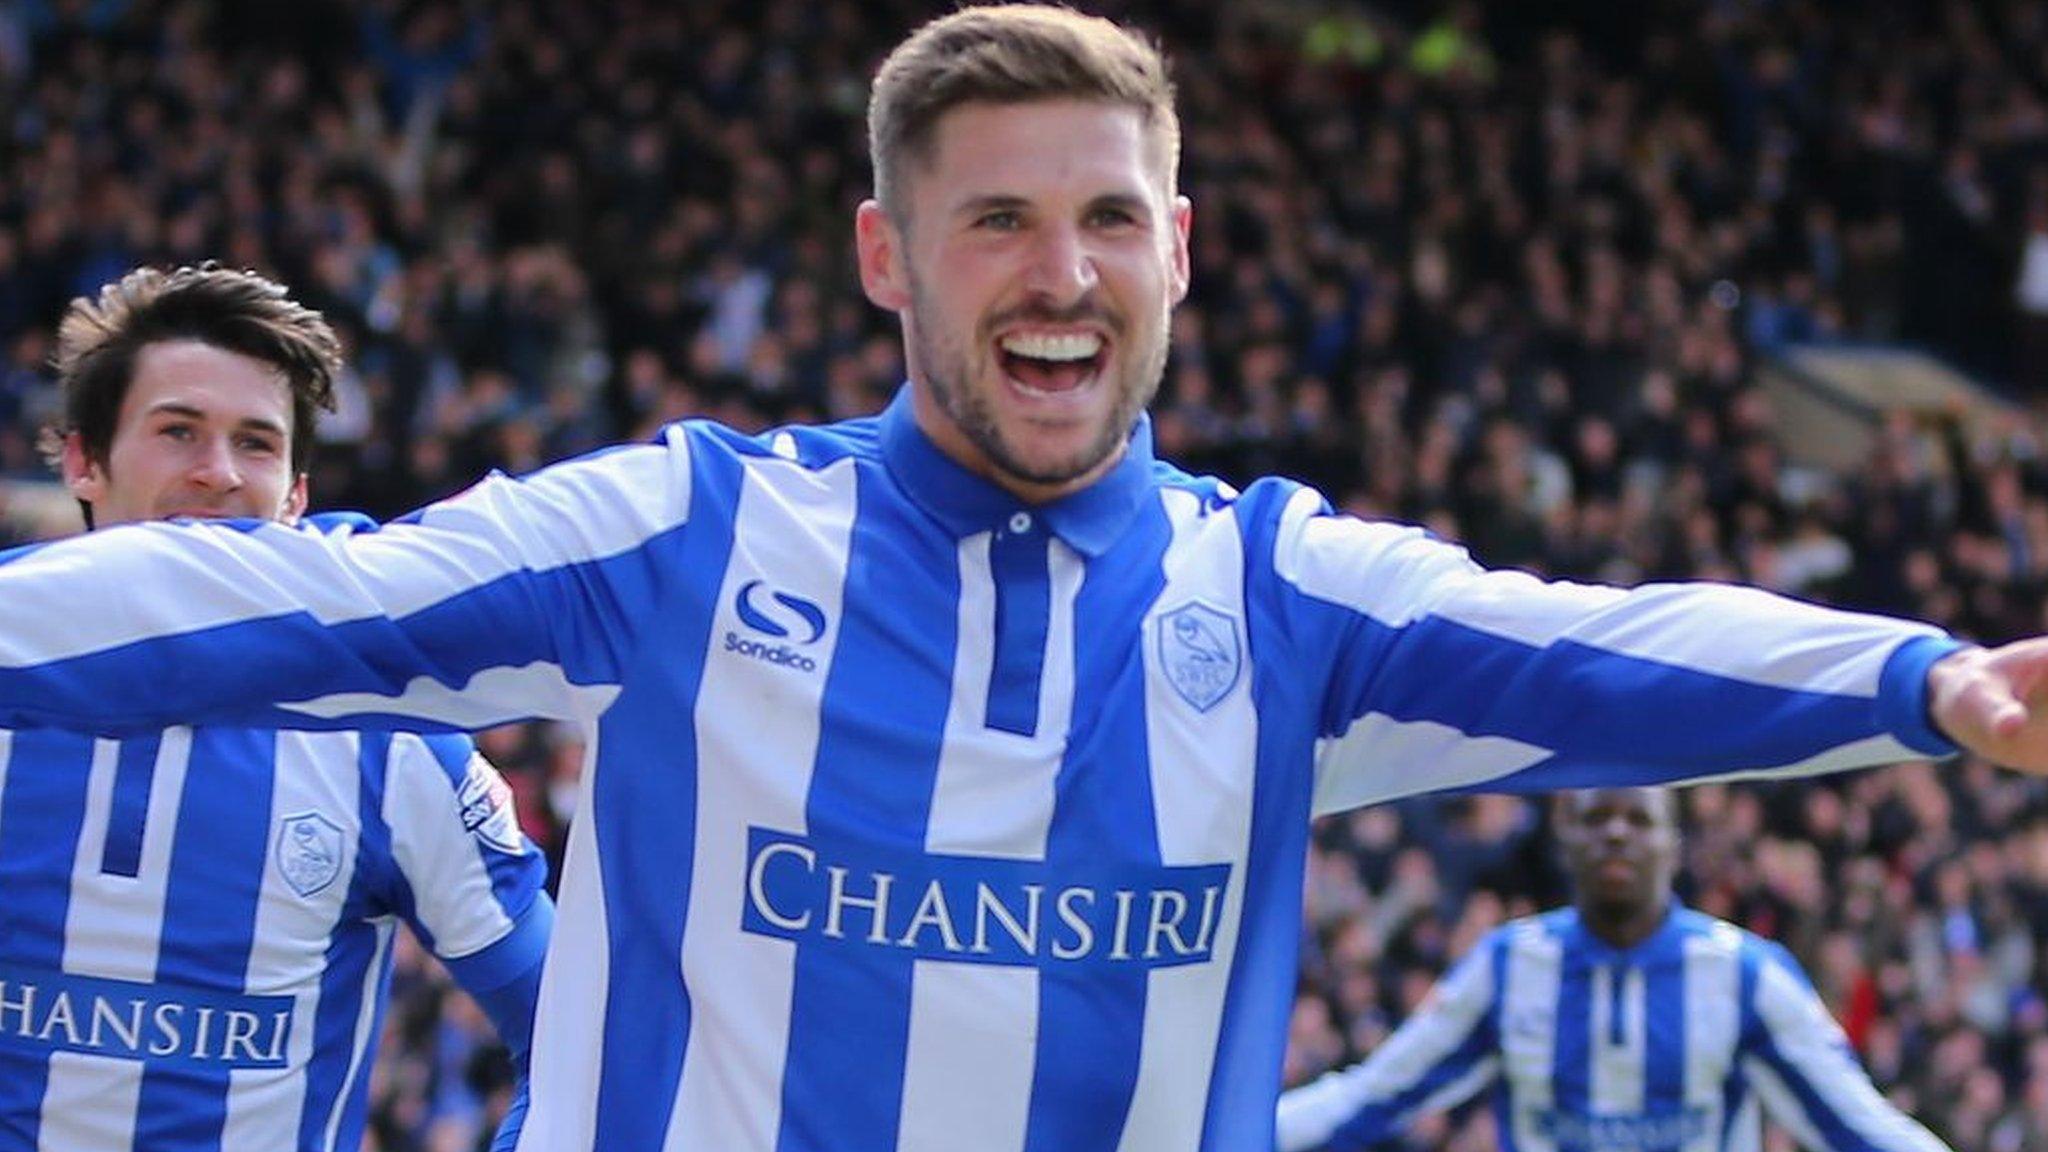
[1156,601,1242,712]
[276,812,345,898]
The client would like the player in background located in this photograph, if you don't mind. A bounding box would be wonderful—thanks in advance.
[1277,787,1951,1152]
[0,264,552,1151]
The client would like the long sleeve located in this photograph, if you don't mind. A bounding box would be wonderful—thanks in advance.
[1276,937,1501,1152]
[1252,492,1960,816]
[0,435,696,734]
[1737,941,1952,1152]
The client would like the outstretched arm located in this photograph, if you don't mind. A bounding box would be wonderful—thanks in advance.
[1271,501,1973,815]
[1738,942,1951,1152]
[0,436,691,733]
[1276,939,1500,1152]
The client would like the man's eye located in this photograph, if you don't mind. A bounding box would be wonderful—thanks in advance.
[977,210,1022,231]
[160,425,195,441]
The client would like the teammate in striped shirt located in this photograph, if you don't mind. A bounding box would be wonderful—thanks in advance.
[2,8,2048,1151]
[1277,788,1949,1152]
[0,265,553,1151]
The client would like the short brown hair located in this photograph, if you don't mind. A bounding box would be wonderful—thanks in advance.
[867,4,1180,219]
[44,263,341,478]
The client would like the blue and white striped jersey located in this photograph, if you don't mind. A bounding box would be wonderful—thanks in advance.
[0,725,550,1152]
[1276,905,1950,1152]
[0,390,1961,1152]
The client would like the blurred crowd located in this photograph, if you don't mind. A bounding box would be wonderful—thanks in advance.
[6,0,2048,1147]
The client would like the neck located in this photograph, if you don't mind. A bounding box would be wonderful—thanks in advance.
[1582,897,1667,950]
[907,378,1124,505]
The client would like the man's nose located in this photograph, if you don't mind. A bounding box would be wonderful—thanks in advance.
[189,439,242,490]
[1022,224,1101,305]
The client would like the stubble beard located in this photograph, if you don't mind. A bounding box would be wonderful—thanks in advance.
[909,275,1170,491]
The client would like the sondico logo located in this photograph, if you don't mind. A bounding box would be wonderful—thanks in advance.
[724,579,827,672]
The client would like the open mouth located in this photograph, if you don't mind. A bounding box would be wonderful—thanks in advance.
[997,331,1107,395]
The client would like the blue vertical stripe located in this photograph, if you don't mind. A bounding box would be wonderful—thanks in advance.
[585,448,739,1149]
[1489,936,1520,1152]
[99,733,161,878]
[292,923,392,1152]
[777,477,957,1152]
[1020,500,1171,1152]
[135,728,275,1149]
[1644,947,1687,1120]
[1552,956,1593,1122]
[297,732,389,1152]
[1200,489,1330,1152]
[985,527,1050,736]
[0,730,95,1147]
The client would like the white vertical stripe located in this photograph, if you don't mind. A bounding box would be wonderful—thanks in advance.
[1681,930,1741,1152]
[1590,965,1647,1112]
[1501,929,1561,1152]
[666,457,858,1152]
[222,730,364,1152]
[1116,489,1258,1152]
[63,731,186,979]
[38,1051,140,1151]
[0,730,9,842]
[320,922,395,1152]
[896,535,1079,1152]
[520,727,608,1152]
[39,731,191,1148]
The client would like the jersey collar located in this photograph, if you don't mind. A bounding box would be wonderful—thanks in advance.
[877,384,1158,558]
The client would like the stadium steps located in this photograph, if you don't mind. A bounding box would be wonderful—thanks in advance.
[1758,346,2018,471]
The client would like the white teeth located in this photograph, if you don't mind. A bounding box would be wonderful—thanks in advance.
[998,331,1102,361]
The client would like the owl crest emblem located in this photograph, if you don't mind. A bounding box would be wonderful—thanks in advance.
[1156,602,1242,712]
[276,812,345,898]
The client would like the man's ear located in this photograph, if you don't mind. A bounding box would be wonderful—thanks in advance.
[280,472,309,525]
[856,200,912,312]
[1168,194,1193,306]
[60,431,105,506]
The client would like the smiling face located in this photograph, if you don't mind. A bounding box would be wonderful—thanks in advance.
[858,98,1191,503]
[63,339,307,528]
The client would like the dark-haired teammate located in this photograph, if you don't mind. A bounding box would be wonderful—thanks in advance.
[0,265,550,1151]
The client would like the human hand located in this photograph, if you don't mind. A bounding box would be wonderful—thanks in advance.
[1925,638,2048,772]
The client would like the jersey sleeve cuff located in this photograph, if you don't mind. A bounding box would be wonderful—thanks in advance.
[441,895,555,994]
[1877,634,1965,758]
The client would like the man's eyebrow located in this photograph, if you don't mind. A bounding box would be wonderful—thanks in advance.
[952,193,1031,217]
[143,400,288,439]
[949,191,1157,218]
[1086,191,1153,215]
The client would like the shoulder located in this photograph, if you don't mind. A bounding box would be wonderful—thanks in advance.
[1487,910,1568,963]
[677,412,882,474]
[379,732,532,860]
[383,730,481,781]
